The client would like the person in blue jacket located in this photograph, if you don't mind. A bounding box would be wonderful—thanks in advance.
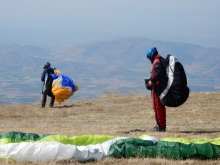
[41,62,55,108]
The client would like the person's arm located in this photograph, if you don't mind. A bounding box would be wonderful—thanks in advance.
[41,70,46,82]
[148,62,164,85]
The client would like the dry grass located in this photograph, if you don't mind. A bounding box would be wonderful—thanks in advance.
[0,91,220,164]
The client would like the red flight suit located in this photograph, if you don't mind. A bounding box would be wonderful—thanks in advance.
[150,54,166,129]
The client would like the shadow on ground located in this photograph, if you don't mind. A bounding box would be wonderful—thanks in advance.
[54,104,79,109]
[174,130,220,134]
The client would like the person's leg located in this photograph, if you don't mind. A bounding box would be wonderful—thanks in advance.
[41,92,47,108]
[49,95,55,108]
[152,89,166,131]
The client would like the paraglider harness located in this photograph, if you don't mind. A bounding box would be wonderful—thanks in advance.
[145,54,190,107]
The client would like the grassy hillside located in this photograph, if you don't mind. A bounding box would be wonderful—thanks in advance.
[0,92,220,164]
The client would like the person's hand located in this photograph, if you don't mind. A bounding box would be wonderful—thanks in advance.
[147,80,153,87]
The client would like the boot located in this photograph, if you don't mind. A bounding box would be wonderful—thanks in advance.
[151,125,166,132]
[41,102,45,108]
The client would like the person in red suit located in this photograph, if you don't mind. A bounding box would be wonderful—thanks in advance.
[146,47,167,132]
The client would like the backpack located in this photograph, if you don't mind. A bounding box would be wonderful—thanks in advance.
[159,54,190,107]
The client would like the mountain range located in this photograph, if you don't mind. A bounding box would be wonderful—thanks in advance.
[0,37,219,104]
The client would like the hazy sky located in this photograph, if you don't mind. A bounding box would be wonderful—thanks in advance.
[0,0,220,49]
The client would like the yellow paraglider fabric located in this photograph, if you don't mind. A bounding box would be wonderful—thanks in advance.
[54,69,61,75]
[51,71,78,104]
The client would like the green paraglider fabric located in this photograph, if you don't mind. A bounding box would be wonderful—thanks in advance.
[109,137,220,159]
[1,131,220,161]
[0,131,115,145]
[161,137,220,145]
[0,131,51,143]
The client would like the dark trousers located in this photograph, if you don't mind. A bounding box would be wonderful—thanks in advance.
[41,91,55,108]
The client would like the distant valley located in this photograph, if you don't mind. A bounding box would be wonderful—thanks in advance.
[0,37,220,104]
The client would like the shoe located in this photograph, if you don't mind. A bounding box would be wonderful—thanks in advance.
[151,125,166,132]
[41,106,45,108]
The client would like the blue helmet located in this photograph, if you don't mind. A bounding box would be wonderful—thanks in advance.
[146,47,158,59]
